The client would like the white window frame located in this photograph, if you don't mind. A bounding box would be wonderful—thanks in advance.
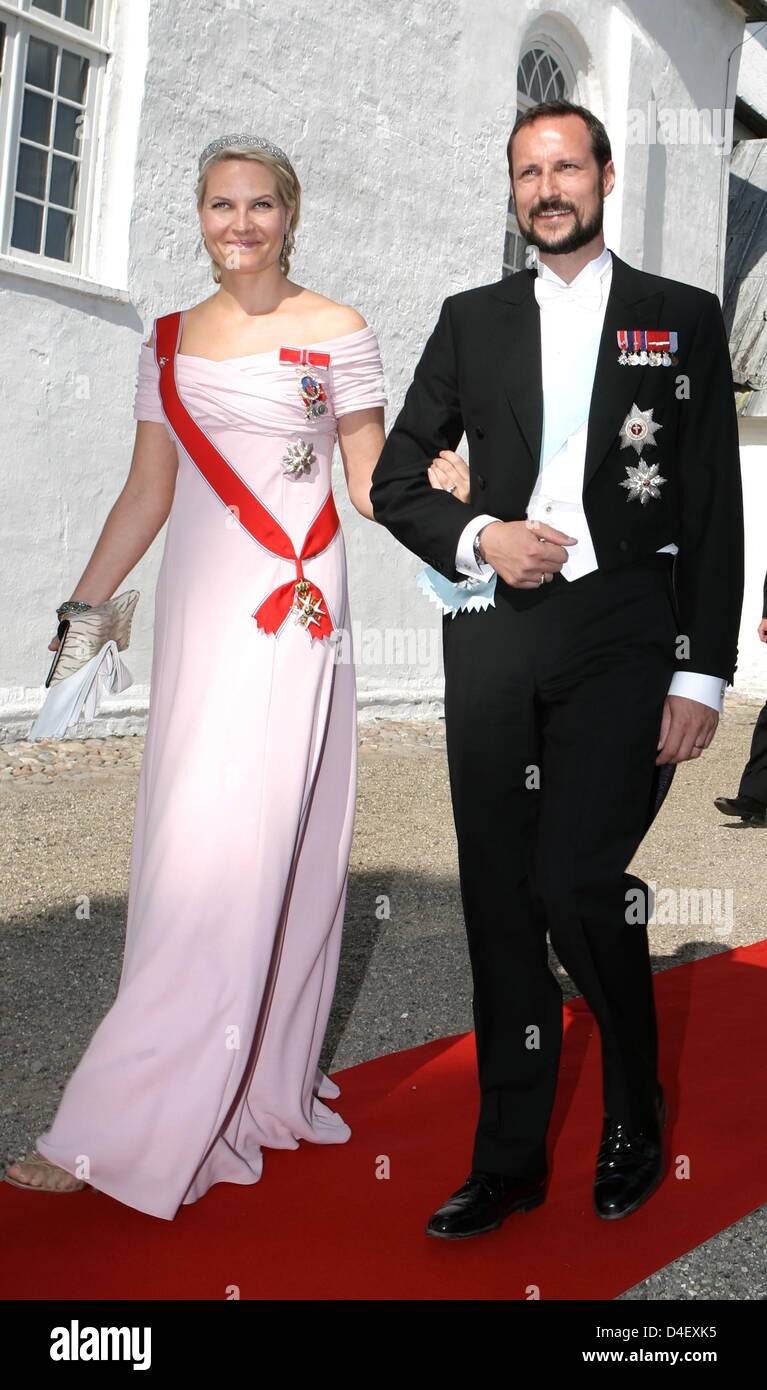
[504,40,575,276]
[0,0,112,278]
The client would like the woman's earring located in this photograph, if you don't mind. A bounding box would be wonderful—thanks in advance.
[280,224,295,274]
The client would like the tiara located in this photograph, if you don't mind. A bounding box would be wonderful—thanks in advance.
[198,134,293,175]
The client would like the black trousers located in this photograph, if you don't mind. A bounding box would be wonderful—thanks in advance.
[738,699,767,806]
[442,554,678,1178]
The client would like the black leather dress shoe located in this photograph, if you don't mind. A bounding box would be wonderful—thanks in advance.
[714,795,767,824]
[593,1090,668,1220]
[426,1170,547,1239]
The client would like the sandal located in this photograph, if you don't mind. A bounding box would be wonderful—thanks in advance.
[4,1149,96,1194]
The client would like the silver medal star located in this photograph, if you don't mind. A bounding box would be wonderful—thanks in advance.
[619,403,662,455]
[620,459,667,505]
[282,439,316,477]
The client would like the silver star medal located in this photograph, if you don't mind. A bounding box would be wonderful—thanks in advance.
[282,439,316,477]
[619,403,662,454]
[620,459,667,505]
[618,404,666,503]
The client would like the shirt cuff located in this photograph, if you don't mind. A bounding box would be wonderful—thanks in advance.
[667,671,726,713]
[455,514,501,581]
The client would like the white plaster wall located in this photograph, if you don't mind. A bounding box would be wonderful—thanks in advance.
[0,0,151,737]
[0,0,758,735]
[738,21,767,121]
[611,0,744,292]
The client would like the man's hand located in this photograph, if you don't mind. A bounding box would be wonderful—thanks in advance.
[656,695,719,765]
[478,518,578,588]
[758,618,767,643]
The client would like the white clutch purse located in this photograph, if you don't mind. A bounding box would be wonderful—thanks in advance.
[28,591,139,742]
[45,590,139,687]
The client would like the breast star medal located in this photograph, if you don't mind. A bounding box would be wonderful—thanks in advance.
[281,439,316,477]
[291,579,327,630]
[620,459,667,505]
[619,403,662,454]
[279,346,331,420]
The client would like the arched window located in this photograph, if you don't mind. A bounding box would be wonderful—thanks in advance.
[0,1,112,273]
[503,43,573,275]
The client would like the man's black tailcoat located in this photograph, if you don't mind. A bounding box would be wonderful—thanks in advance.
[370,253,744,685]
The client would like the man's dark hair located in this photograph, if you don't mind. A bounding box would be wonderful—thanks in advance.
[507,99,612,175]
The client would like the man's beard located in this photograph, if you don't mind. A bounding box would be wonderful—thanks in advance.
[519,192,604,255]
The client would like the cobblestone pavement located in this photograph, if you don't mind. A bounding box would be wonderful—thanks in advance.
[1,695,765,1299]
[0,718,449,781]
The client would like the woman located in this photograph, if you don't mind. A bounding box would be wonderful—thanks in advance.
[5,135,402,1220]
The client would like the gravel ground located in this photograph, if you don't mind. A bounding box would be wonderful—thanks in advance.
[1,695,765,1299]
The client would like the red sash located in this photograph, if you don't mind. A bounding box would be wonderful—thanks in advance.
[154,312,339,640]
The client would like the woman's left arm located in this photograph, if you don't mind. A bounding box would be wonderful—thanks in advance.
[337,408,386,519]
[338,418,472,520]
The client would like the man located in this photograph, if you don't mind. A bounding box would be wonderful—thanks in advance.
[715,568,767,824]
[370,99,744,1238]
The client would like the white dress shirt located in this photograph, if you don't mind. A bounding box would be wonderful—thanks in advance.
[454,246,725,712]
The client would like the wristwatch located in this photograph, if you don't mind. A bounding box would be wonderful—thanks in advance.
[56,599,93,618]
[472,529,486,568]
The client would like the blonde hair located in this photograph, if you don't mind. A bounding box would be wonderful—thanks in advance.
[195,144,301,281]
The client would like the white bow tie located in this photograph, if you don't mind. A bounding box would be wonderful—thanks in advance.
[534,275,604,313]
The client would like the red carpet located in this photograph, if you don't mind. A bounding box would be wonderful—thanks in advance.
[2,940,767,1300]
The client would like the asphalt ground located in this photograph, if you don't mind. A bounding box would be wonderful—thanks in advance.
[1,695,765,1300]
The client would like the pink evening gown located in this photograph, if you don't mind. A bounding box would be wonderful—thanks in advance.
[34,316,387,1220]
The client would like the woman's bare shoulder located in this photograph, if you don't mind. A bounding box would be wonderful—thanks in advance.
[144,294,216,347]
[293,288,368,335]
[323,300,369,332]
[182,296,217,325]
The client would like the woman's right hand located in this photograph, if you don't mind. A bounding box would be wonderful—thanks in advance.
[48,634,61,652]
[427,450,471,503]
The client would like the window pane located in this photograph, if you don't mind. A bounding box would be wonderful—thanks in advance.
[0,23,7,84]
[65,0,95,28]
[518,46,569,107]
[17,143,49,199]
[21,89,53,144]
[503,223,526,273]
[50,154,79,208]
[45,208,75,260]
[60,51,89,103]
[34,1,64,15]
[53,101,80,152]
[27,37,57,92]
[11,198,44,253]
[519,51,536,89]
[530,60,545,104]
